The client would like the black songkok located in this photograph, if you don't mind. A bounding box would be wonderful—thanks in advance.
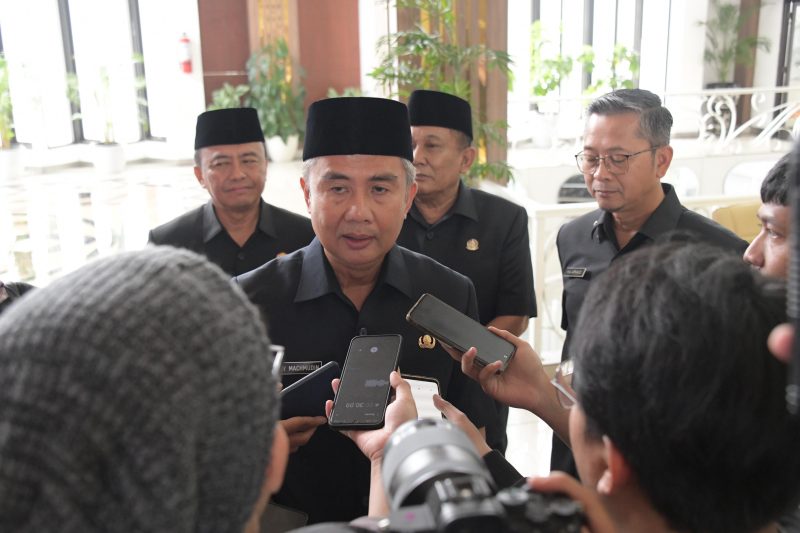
[302,97,413,161]
[194,107,264,150]
[408,90,473,140]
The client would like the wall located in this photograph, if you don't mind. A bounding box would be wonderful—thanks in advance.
[140,0,205,157]
[297,0,361,106]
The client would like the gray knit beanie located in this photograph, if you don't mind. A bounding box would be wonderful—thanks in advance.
[0,246,279,533]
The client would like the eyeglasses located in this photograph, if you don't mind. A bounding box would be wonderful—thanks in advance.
[270,345,285,378]
[550,359,577,409]
[575,146,660,175]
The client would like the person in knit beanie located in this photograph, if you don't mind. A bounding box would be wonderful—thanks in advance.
[0,246,288,533]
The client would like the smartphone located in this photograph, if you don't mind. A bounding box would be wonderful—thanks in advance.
[403,374,442,420]
[328,334,402,430]
[406,293,516,372]
[280,361,340,419]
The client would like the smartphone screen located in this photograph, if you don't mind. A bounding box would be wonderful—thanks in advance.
[329,334,402,429]
[403,375,442,420]
[406,293,516,371]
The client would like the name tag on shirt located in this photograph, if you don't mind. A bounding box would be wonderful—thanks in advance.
[565,267,588,279]
[282,361,323,375]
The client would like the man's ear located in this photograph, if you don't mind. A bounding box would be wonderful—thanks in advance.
[459,146,477,174]
[300,177,311,214]
[596,435,634,495]
[404,179,418,215]
[194,166,206,189]
[265,423,290,494]
[655,145,673,178]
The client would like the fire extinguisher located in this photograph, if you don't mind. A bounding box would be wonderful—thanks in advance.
[179,33,192,74]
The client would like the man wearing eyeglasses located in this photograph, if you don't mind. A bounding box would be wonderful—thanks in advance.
[553,88,747,474]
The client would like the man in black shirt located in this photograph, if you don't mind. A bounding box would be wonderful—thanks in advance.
[398,89,536,453]
[554,89,748,474]
[148,108,313,275]
[236,97,493,523]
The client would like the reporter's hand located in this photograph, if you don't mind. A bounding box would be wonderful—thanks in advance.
[444,327,550,413]
[433,394,491,456]
[528,472,615,533]
[281,416,326,453]
[325,371,418,463]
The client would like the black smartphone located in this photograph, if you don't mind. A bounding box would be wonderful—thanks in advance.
[328,334,402,430]
[406,293,516,372]
[280,361,341,419]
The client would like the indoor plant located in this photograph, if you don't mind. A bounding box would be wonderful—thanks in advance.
[246,38,305,162]
[370,0,513,184]
[66,55,148,173]
[528,20,574,147]
[0,53,21,180]
[698,0,771,87]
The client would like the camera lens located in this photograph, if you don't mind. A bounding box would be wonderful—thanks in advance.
[370,346,378,353]
[381,418,494,510]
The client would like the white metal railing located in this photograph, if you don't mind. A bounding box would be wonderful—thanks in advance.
[509,85,800,154]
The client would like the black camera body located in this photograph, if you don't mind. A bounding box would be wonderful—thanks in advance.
[384,473,583,533]
[378,418,583,533]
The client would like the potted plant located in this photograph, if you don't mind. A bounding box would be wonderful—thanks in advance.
[0,53,21,180]
[370,0,513,185]
[582,43,640,94]
[66,55,148,173]
[246,38,305,163]
[698,0,771,88]
[528,20,574,147]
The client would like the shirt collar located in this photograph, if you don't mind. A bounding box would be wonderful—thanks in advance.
[637,183,682,240]
[590,183,681,242]
[408,181,479,226]
[202,199,274,243]
[294,240,415,303]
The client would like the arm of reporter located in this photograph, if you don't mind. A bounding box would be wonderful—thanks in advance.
[443,327,571,447]
[325,371,418,517]
[528,473,615,533]
[280,416,327,453]
[434,394,525,490]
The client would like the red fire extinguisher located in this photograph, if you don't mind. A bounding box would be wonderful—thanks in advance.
[179,33,192,74]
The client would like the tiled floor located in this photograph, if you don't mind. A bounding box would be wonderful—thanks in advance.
[0,157,554,478]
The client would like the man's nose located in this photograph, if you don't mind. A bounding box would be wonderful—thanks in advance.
[230,159,247,178]
[344,191,372,221]
[591,159,612,180]
[743,234,764,268]
[412,146,424,166]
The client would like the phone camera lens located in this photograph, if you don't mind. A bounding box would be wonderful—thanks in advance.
[370,346,378,353]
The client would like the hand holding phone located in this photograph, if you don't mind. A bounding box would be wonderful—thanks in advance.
[328,335,402,430]
[406,293,516,372]
[402,374,442,420]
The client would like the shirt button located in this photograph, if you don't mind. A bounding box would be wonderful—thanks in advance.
[237,252,246,260]
[426,231,435,240]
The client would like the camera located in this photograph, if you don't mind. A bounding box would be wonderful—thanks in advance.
[378,418,584,532]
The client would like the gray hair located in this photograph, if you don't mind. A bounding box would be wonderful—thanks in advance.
[586,89,673,147]
[302,156,416,188]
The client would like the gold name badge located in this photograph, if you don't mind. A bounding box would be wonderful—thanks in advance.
[466,238,479,251]
[418,334,437,349]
